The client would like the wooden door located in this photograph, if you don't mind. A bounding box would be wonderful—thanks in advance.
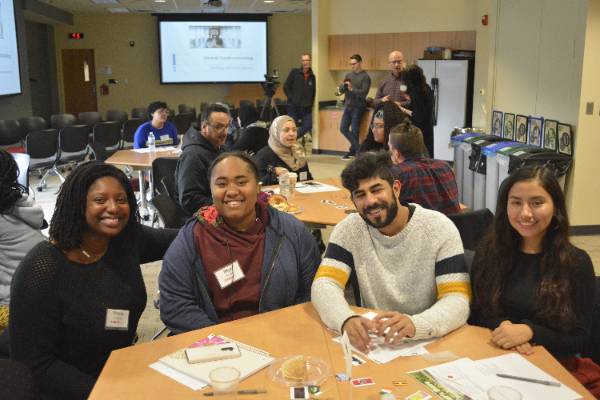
[61,49,97,114]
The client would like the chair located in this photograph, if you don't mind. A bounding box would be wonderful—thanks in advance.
[89,142,108,162]
[50,113,77,129]
[230,126,269,155]
[447,208,494,250]
[121,118,145,149]
[151,193,181,229]
[173,112,195,136]
[131,107,147,119]
[0,119,23,150]
[57,125,90,167]
[25,129,62,191]
[78,111,102,126]
[18,116,46,135]
[105,109,128,123]
[239,99,254,108]
[152,157,178,197]
[93,121,122,156]
[177,104,197,118]
[584,276,600,365]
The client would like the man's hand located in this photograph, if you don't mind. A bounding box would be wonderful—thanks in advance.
[341,316,377,353]
[346,81,353,91]
[373,311,416,345]
[511,342,534,355]
[381,95,390,102]
[491,320,533,349]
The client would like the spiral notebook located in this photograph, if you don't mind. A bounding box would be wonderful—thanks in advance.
[157,334,274,386]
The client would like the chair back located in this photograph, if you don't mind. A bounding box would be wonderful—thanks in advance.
[173,112,195,135]
[0,120,22,146]
[105,109,128,123]
[122,118,145,148]
[78,111,102,126]
[50,113,77,129]
[89,142,108,162]
[93,121,122,153]
[11,152,30,188]
[58,125,90,164]
[231,126,269,155]
[447,208,494,250]
[152,157,178,197]
[26,129,59,169]
[151,193,182,229]
[177,104,197,118]
[131,107,147,119]
[18,116,46,135]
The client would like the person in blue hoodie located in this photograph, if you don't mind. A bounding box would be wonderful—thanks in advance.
[159,151,321,334]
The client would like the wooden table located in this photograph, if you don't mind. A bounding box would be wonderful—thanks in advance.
[90,303,593,399]
[266,178,355,227]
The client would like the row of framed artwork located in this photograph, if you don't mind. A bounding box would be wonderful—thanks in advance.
[491,110,573,156]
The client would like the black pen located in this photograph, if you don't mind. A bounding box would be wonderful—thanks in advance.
[497,373,561,387]
[203,389,267,396]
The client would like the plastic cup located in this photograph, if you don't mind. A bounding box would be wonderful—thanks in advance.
[209,366,240,395]
[287,172,297,199]
[487,385,523,400]
[278,173,291,198]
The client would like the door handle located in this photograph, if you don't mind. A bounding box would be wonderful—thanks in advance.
[431,77,439,126]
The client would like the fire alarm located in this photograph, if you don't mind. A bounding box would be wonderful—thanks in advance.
[481,14,488,26]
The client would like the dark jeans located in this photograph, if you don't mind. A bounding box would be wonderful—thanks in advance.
[340,105,365,155]
[287,105,313,139]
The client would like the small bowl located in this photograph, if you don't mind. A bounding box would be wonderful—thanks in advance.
[268,355,330,387]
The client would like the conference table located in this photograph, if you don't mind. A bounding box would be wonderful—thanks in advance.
[89,303,593,399]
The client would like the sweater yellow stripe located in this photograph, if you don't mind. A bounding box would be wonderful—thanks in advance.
[437,281,472,300]
[314,265,349,288]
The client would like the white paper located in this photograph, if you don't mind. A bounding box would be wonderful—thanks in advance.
[295,181,341,193]
[131,146,177,153]
[149,362,208,391]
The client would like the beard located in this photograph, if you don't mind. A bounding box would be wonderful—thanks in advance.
[359,199,399,229]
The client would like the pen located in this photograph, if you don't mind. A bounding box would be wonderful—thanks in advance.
[496,373,561,387]
[203,389,267,396]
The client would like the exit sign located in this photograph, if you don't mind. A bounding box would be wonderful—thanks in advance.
[68,32,84,40]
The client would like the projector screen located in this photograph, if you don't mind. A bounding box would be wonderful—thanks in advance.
[0,0,22,96]
[158,16,268,84]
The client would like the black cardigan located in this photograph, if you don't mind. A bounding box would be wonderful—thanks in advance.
[254,146,313,186]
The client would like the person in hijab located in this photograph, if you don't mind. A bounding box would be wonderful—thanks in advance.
[358,101,407,154]
[254,115,313,185]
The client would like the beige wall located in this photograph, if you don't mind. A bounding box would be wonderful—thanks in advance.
[53,14,310,114]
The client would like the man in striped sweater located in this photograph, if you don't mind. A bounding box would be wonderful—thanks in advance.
[311,152,471,352]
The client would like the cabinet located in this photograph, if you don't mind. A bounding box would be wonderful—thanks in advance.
[317,108,373,153]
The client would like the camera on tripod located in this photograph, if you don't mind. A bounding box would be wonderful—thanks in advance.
[261,70,279,98]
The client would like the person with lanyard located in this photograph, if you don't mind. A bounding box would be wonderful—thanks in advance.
[359,101,407,153]
[283,53,316,139]
[159,152,321,334]
[373,50,410,108]
[254,115,313,185]
[9,162,178,399]
[470,165,599,397]
[133,100,179,149]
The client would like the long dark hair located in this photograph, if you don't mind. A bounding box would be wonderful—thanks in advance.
[359,101,407,153]
[471,165,577,330]
[49,161,138,251]
[401,64,428,93]
[0,149,26,214]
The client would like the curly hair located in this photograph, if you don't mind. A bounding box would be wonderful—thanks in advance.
[0,149,26,214]
[49,161,138,251]
[471,165,578,331]
[401,64,428,92]
[341,151,394,194]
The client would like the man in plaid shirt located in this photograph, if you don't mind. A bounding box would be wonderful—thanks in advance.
[388,121,461,215]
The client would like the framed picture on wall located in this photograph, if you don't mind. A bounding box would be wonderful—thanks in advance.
[515,115,528,143]
[543,119,559,151]
[491,110,503,136]
[557,123,573,155]
[528,116,543,146]
[503,113,515,140]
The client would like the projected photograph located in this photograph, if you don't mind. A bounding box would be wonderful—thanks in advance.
[189,25,241,49]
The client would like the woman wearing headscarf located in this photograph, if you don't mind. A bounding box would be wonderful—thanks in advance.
[254,115,313,185]
[358,101,407,154]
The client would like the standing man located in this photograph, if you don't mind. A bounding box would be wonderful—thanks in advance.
[374,50,409,108]
[339,54,371,160]
[284,53,316,139]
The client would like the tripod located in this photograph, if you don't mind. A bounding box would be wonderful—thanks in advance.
[259,94,280,122]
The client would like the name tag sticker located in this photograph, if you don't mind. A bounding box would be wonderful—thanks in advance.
[299,171,308,181]
[105,309,129,331]
[214,260,245,289]
[160,134,170,141]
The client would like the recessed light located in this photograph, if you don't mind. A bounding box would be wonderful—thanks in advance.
[154,0,167,2]
[264,0,275,3]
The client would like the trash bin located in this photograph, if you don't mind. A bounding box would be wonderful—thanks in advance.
[451,132,482,203]
[484,141,528,213]
[497,145,547,194]
[468,136,510,210]
[508,151,572,190]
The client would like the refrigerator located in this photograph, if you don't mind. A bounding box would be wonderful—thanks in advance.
[417,59,474,161]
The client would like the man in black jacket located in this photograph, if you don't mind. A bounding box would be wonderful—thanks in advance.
[175,103,229,216]
[283,53,316,139]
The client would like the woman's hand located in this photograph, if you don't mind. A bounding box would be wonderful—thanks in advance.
[491,320,533,349]
[274,167,288,176]
[511,342,535,355]
[399,105,413,116]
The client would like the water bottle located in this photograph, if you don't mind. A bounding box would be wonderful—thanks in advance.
[148,132,156,153]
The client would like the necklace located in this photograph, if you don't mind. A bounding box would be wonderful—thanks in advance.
[80,247,104,260]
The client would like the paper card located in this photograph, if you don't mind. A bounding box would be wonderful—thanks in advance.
[351,377,374,387]
[405,390,432,400]
[352,354,366,366]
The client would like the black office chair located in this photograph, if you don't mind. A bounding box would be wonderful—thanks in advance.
[18,116,47,136]
[177,104,197,118]
[151,193,181,229]
[93,121,122,157]
[173,112,195,136]
[50,113,77,129]
[57,125,90,168]
[239,99,254,109]
[131,107,147,119]
[121,118,145,149]
[152,157,178,197]
[230,126,269,155]
[447,208,494,250]
[105,109,128,123]
[25,128,62,191]
[0,119,23,149]
[78,111,102,126]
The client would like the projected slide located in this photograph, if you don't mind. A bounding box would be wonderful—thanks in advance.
[0,0,22,96]
[160,20,267,83]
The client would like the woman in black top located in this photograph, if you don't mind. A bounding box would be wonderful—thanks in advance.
[470,166,597,391]
[358,101,407,153]
[399,64,434,157]
[9,162,178,399]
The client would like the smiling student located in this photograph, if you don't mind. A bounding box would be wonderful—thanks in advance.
[9,162,177,400]
[159,152,320,334]
[133,100,179,149]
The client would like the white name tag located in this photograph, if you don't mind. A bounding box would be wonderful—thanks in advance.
[299,171,308,181]
[105,309,129,331]
[214,260,245,289]
[160,134,170,141]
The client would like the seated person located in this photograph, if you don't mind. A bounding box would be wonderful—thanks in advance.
[230,103,269,155]
[358,101,407,154]
[160,152,321,335]
[255,115,313,185]
[469,165,598,396]
[311,152,470,352]
[175,103,229,216]
[0,149,45,330]
[9,162,178,399]
[133,100,179,149]
[389,121,461,215]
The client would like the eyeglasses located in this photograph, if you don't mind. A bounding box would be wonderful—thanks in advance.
[349,62,357,66]
[389,60,404,65]
[155,109,170,115]
[208,123,228,131]
[371,124,385,130]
